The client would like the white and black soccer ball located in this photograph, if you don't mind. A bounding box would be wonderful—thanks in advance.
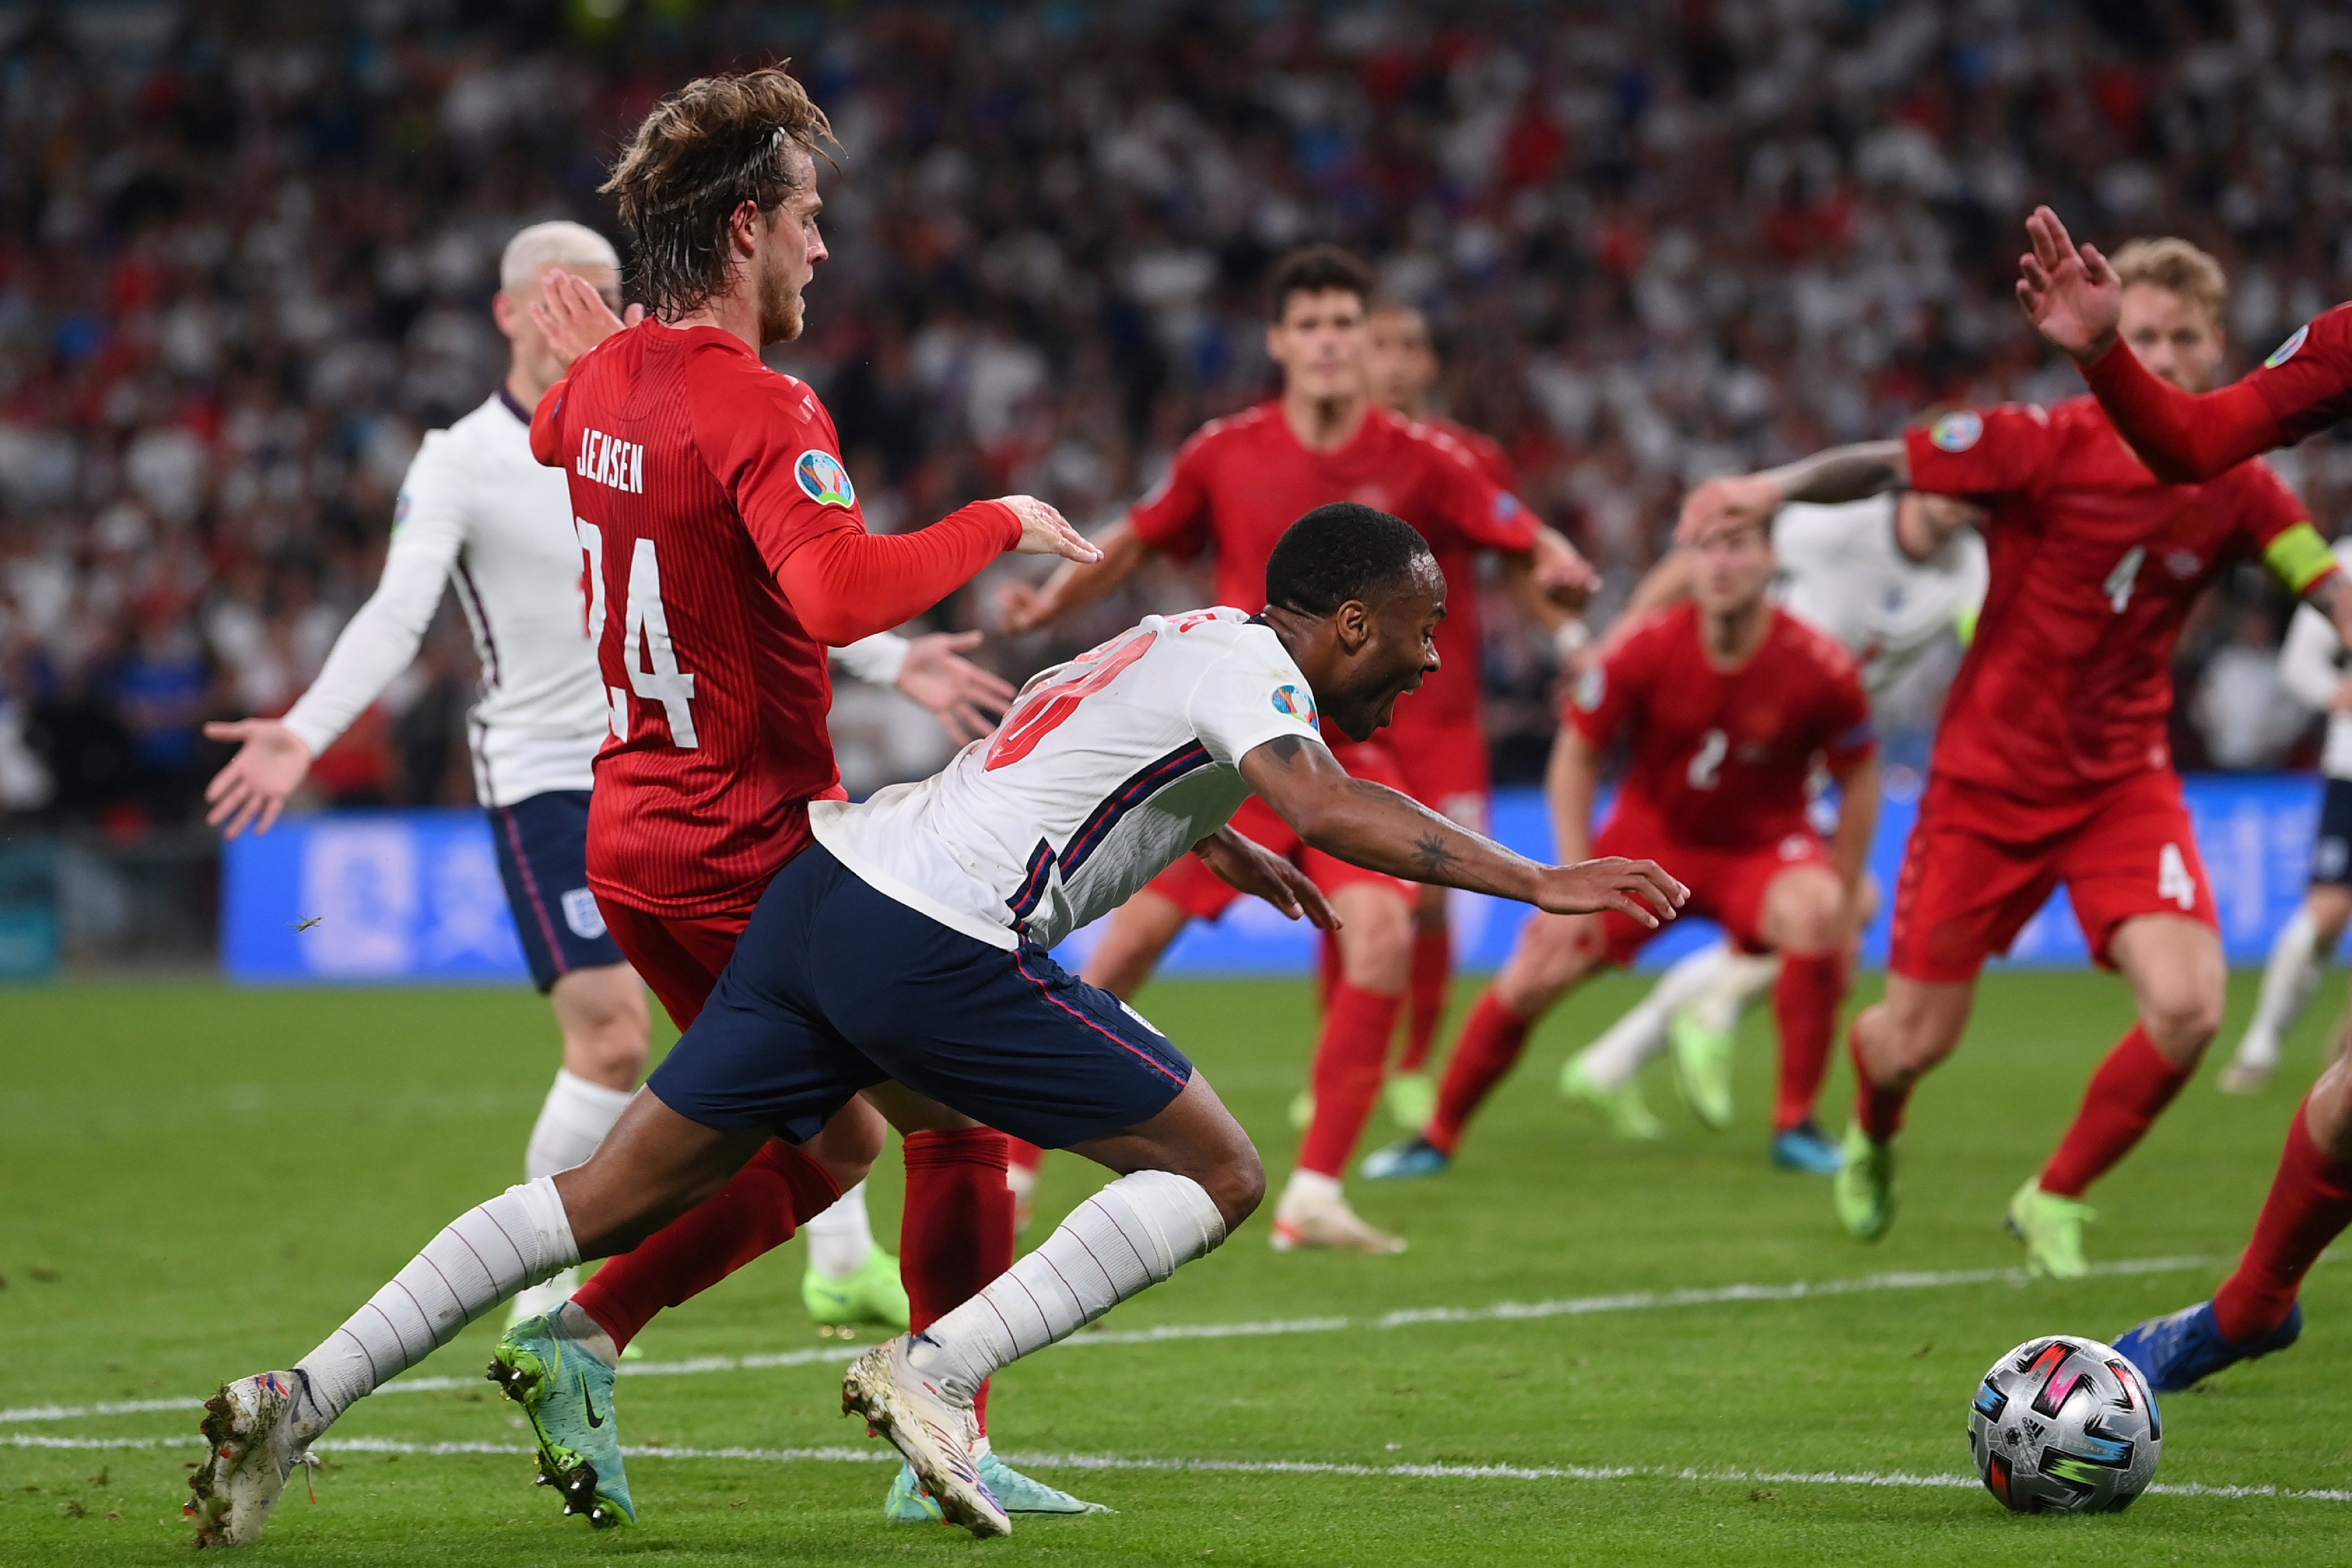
[1968,1336,2161,1513]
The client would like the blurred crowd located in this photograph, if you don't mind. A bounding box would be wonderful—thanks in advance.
[4,0,2352,830]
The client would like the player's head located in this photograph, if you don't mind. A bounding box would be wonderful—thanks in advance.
[2110,237,2228,394]
[1366,303,1437,414]
[1265,246,1374,405]
[492,221,622,392]
[602,66,834,343]
[1686,512,1774,619]
[1263,502,1444,741]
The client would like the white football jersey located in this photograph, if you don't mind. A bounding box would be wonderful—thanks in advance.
[284,390,607,806]
[811,608,1323,951]
[1772,495,1988,698]
[2275,538,2352,778]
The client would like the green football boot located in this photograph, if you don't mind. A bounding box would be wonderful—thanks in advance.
[488,1310,633,1528]
[1287,1088,1316,1132]
[885,1452,1112,1521]
[1668,1010,1736,1131]
[2005,1177,2093,1279]
[1383,1070,1437,1131]
[1832,1123,1896,1242]
[1558,1055,1666,1141]
[803,1244,911,1334]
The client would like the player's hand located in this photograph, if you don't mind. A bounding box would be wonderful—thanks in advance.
[996,579,1055,635]
[2017,204,2121,365]
[1000,496,1102,564]
[531,272,642,371]
[894,630,1017,745]
[1675,473,1781,545]
[1530,856,1687,927]
[1192,827,1342,931]
[1530,526,1599,607]
[201,719,315,840]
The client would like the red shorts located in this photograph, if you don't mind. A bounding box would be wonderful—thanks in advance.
[1589,804,1830,966]
[1887,770,2218,984]
[1142,738,1416,920]
[596,894,758,1031]
[1390,716,1491,833]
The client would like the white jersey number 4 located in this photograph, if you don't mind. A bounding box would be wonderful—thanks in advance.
[2158,842,2197,911]
[1687,727,1728,790]
[577,522,699,749]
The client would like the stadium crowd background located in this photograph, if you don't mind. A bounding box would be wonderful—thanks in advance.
[3,0,2352,835]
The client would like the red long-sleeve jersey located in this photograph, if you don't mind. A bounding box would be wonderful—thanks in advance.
[2081,307,2352,484]
[534,319,1019,915]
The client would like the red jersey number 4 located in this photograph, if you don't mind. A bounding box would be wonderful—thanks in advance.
[578,519,701,749]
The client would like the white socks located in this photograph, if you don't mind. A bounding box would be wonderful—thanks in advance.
[1686,950,1783,1036]
[804,1180,877,1279]
[906,1170,1226,1402]
[525,1070,634,1180]
[294,1177,577,1437]
[2239,906,2327,1073]
[1579,942,1733,1089]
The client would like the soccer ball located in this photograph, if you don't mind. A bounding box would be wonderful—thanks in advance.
[1967,1335,2161,1513]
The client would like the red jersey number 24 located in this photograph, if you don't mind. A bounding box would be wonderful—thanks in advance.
[578,520,700,749]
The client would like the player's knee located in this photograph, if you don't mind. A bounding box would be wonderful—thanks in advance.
[1767,874,1843,957]
[556,969,651,1086]
[1203,1143,1266,1230]
[2140,985,2223,1057]
[1497,914,1595,1015]
[2306,1061,2352,1159]
[1337,893,1414,992]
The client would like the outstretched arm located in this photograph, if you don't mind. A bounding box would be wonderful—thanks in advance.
[1239,734,1686,925]
[776,496,1101,647]
[998,519,1158,634]
[1676,442,1908,544]
[2018,205,2283,481]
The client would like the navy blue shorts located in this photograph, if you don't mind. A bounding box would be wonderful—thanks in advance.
[647,845,1194,1149]
[2315,779,2352,887]
[489,790,626,992]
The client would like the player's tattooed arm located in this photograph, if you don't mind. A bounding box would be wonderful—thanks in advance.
[1677,441,1909,544]
[1241,735,1688,925]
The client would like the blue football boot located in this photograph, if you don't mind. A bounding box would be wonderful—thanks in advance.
[489,1310,634,1528]
[2113,1298,2303,1392]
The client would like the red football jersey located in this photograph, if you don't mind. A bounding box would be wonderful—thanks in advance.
[2242,304,2352,446]
[536,321,988,916]
[1129,401,1536,733]
[1568,602,1873,851]
[1906,396,2313,802]
[1388,414,1516,742]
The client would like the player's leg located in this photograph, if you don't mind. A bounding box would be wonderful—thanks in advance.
[1394,879,1451,1117]
[1079,887,1190,998]
[2015,783,2227,1275]
[2229,875,2352,1093]
[1276,871,1415,1250]
[193,1086,861,1546]
[2119,1051,2352,1388]
[1753,859,1848,1169]
[1838,974,1976,1240]
[1561,939,1734,1141]
[1367,906,1616,1179]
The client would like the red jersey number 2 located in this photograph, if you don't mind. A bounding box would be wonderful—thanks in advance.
[577,520,700,749]
[986,629,1155,770]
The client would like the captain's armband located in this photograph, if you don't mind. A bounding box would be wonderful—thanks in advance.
[2265,521,2339,595]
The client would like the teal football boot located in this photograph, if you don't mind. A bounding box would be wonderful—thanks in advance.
[489,1310,634,1528]
[886,1452,1112,1521]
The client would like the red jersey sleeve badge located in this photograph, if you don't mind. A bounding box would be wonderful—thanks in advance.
[795,449,857,507]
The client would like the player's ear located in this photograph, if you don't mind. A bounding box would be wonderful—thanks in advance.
[1332,597,1374,652]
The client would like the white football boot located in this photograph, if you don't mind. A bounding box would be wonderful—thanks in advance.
[842,1337,1010,1539]
[1269,1186,1407,1254]
[187,1371,317,1548]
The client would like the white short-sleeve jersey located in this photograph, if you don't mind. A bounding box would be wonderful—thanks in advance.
[283,390,608,806]
[810,607,1323,950]
[2276,538,2352,778]
[1772,496,1988,699]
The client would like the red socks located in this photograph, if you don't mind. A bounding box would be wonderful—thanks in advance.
[900,1127,1014,1433]
[1399,925,1451,1074]
[1850,1020,1911,1143]
[1426,988,1530,1157]
[2213,1094,2352,1342]
[2039,1026,2193,1199]
[1772,955,1846,1134]
[574,1140,841,1351]
[1297,982,1405,1177]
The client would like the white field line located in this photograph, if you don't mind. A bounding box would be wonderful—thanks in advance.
[0,1252,2229,1427]
[6,1430,2348,1505]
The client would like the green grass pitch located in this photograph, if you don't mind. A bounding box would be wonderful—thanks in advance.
[2,969,2346,1565]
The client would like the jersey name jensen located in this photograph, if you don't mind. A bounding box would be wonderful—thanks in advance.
[576,427,645,494]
